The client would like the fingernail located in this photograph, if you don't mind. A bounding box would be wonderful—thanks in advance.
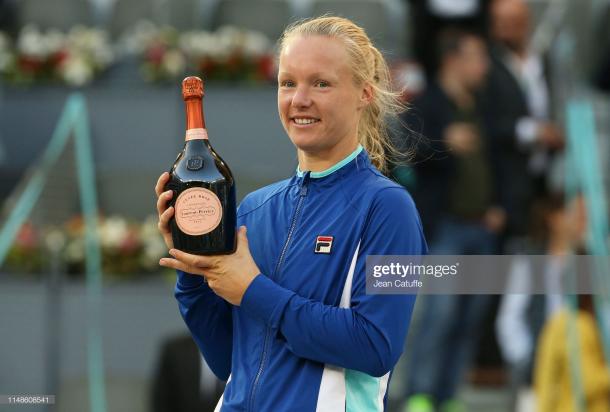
[169,249,176,256]
[159,258,166,265]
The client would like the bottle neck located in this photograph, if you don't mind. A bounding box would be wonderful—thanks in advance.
[184,97,208,141]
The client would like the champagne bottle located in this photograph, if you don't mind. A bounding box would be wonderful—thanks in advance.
[165,76,236,255]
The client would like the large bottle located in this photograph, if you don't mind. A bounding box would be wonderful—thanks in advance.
[165,76,237,254]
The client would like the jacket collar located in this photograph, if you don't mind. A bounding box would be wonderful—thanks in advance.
[293,146,372,188]
[296,145,365,179]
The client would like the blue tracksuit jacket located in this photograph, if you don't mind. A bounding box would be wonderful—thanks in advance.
[175,147,427,411]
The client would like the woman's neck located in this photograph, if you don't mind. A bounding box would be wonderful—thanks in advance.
[298,139,359,173]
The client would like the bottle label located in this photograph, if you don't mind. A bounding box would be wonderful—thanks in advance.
[174,187,222,236]
[185,128,208,141]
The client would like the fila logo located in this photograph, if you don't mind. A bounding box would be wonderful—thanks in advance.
[315,236,334,254]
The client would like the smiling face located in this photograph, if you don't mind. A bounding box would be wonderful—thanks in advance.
[277,35,371,167]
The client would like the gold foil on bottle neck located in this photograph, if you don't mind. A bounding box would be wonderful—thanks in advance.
[182,76,204,99]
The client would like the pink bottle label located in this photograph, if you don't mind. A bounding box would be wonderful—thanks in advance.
[185,128,208,141]
[174,187,222,235]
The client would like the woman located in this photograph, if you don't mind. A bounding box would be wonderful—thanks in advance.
[155,16,427,411]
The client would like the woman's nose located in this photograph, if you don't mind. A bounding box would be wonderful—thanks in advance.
[291,86,312,108]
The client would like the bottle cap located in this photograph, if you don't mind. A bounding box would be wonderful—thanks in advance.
[182,76,204,99]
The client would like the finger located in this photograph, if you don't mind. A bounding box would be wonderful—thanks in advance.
[169,248,214,268]
[155,172,170,197]
[158,206,174,233]
[159,257,206,276]
[236,226,248,250]
[156,190,173,215]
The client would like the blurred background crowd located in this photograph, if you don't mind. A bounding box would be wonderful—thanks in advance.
[0,0,609,411]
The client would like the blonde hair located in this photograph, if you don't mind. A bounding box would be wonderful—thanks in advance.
[278,16,407,175]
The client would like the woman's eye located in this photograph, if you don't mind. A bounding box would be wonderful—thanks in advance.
[316,81,330,88]
[280,80,295,87]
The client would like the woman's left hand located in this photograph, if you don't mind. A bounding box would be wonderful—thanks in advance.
[159,226,260,306]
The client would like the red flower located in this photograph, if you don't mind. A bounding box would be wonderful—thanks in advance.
[256,54,275,81]
[198,57,215,77]
[51,49,69,67]
[146,43,166,66]
[16,222,38,250]
[119,229,141,254]
[226,52,244,73]
[18,55,44,74]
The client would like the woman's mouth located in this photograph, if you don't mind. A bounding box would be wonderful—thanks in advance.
[292,117,321,126]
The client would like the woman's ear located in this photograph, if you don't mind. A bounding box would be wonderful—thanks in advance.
[359,83,374,108]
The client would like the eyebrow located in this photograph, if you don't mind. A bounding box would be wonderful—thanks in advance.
[277,71,338,81]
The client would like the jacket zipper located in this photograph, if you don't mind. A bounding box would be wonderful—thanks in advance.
[247,175,310,412]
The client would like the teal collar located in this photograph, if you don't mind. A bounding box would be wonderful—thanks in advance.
[296,145,363,178]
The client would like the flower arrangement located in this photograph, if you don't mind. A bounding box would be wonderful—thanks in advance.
[120,21,276,84]
[0,25,114,86]
[3,215,169,278]
[0,22,275,86]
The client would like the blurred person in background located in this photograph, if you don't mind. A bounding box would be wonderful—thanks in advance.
[534,294,610,412]
[400,28,505,247]
[496,193,587,412]
[527,196,610,412]
[406,0,491,77]
[399,28,504,412]
[482,0,564,250]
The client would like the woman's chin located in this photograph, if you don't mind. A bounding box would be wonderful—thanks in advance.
[289,135,324,153]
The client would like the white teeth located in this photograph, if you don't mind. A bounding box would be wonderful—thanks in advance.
[294,118,319,125]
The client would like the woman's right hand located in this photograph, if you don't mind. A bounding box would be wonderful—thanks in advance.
[155,172,174,250]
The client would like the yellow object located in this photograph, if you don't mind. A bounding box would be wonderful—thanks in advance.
[535,309,610,412]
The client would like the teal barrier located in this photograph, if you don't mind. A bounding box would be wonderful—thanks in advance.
[73,94,107,412]
[0,96,78,265]
[566,100,610,338]
[0,93,107,412]
[565,99,610,411]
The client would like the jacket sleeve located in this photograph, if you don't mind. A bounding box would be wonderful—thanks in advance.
[240,187,427,377]
[174,271,233,380]
[173,196,261,381]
